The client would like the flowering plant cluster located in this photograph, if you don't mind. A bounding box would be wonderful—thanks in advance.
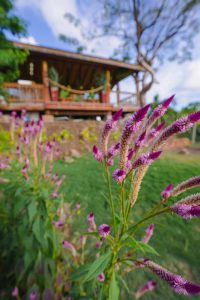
[78,95,200,299]
[0,111,88,299]
[0,100,200,299]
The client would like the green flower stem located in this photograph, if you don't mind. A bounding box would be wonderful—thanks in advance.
[104,163,116,234]
[127,207,170,234]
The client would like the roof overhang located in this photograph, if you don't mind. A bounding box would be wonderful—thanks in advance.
[13,41,144,89]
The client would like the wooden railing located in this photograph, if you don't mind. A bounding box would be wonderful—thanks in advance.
[111,90,137,106]
[3,82,44,102]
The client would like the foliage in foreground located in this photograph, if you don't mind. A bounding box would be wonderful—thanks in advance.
[0,98,200,299]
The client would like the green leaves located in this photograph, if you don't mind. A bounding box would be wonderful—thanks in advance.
[138,242,159,256]
[70,264,91,281]
[84,251,111,282]
[108,272,119,300]
[28,201,37,223]
[126,236,159,256]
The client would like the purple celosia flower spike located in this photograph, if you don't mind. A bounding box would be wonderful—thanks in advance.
[171,204,200,219]
[98,272,105,282]
[146,95,174,129]
[112,169,126,184]
[12,287,19,297]
[52,220,63,229]
[107,142,120,158]
[172,176,200,197]
[135,131,146,151]
[93,145,103,162]
[188,111,200,123]
[135,280,157,299]
[132,151,162,170]
[126,148,135,171]
[161,183,173,199]
[62,240,77,256]
[106,143,120,166]
[141,259,200,295]
[87,212,97,231]
[170,193,200,219]
[147,121,165,142]
[142,224,155,244]
[98,224,110,238]
[112,108,123,122]
[119,105,150,169]
[29,290,37,300]
[153,111,200,150]
[101,109,123,156]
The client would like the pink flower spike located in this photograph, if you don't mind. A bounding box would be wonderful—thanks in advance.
[87,212,96,231]
[188,111,200,123]
[107,143,120,158]
[153,95,174,118]
[135,281,157,299]
[101,109,123,156]
[155,121,166,132]
[112,108,123,122]
[98,272,105,282]
[132,151,162,169]
[148,151,162,160]
[62,240,77,256]
[135,104,151,122]
[76,203,81,209]
[98,224,110,238]
[80,235,87,247]
[161,183,173,199]
[87,212,94,222]
[52,220,63,228]
[96,240,102,249]
[135,131,146,150]
[141,259,200,295]
[93,145,103,162]
[112,169,126,184]
[12,287,19,297]
[107,156,114,167]
[170,204,200,219]
[29,290,37,300]
[128,148,135,161]
[162,95,175,108]
[16,146,21,156]
[142,224,155,244]
[51,192,58,199]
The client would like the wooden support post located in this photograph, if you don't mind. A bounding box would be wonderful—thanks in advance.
[105,69,111,103]
[42,61,50,102]
[116,82,120,106]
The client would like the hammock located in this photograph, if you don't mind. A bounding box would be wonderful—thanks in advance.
[48,78,104,95]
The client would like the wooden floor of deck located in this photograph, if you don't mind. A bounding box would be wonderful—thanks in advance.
[0,101,139,116]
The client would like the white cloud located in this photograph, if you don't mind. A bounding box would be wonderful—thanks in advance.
[19,36,38,45]
[15,0,121,57]
[147,57,200,109]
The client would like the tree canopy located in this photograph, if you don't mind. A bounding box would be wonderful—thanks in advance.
[0,0,28,94]
[61,0,200,106]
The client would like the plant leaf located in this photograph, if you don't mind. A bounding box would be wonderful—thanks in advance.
[138,242,159,256]
[84,251,111,282]
[109,272,119,300]
[70,263,91,281]
[28,200,37,223]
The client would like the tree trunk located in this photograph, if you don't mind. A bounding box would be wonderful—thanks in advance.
[133,74,146,107]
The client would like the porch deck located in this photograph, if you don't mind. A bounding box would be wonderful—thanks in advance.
[1,82,139,116]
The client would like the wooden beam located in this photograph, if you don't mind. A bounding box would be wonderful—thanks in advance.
[42,61,50,102]
[116,82,120,105]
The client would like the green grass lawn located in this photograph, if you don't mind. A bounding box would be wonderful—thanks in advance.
[55,152,200,300]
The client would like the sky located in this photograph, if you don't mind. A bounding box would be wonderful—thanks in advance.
[13,0,200,110]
